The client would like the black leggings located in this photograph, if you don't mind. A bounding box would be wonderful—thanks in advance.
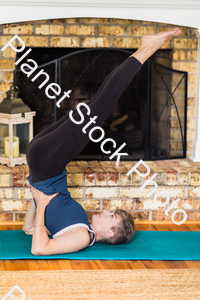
[26,55,142,183]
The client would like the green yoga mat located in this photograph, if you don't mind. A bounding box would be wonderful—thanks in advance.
[0,230,200,260]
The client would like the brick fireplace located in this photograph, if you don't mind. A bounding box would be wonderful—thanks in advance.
[0,17,199,222]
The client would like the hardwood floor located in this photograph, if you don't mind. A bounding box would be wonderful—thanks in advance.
[1,222,200,270]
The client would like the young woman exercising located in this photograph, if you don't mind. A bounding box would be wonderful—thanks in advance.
[23,28,182,256]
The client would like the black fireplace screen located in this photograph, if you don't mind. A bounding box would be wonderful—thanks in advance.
[14,48,187,160]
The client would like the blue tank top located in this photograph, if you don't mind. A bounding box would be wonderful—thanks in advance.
[27,169,95,246]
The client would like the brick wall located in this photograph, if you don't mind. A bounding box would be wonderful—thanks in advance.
[0,159,200,222]
[0,18,199,222]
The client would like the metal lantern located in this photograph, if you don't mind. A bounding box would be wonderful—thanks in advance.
[0,85,36,167]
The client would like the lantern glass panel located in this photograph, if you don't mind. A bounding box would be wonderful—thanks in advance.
[13,123,29,155]
[0,123,9,157]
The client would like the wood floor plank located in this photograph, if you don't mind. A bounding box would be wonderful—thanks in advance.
[184,261,200,268]
[163,261,189,269]
[151,225,170,231]
[2,223,199,232]
[107,260,130,269]
[151,225,159,231]
[88,260,100,270]
[151,260,169,268]
[0,261,6,271]
[11,260,29,271]
[23,260,51,270]
[128,260,147,269]
[187,225,200,231]
[135,224,149,231]
[189,261,200,268]
[69,260,94,270]
[120,261,133,269]
[4,260,18,271]
[89,260,104,270]
[90,260,132,270]
[142,260,168,269]
[57,259,73,270]
[1,259,200,270]
[136,224,156,231]
[172,225,192,231]
[27,259,51,270]
[47,259,63,270]
[165,225,186,231]
[93,260,116,269]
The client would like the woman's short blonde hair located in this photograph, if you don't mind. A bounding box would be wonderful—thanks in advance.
[100,209,135,245]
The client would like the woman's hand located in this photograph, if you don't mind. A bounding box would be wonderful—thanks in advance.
[30,185,59,209]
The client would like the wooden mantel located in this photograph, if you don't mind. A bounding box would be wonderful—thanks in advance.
[0,0,199,28]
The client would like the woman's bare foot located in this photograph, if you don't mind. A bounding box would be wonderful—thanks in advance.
[141,27,181,51]
[131,28,182,64]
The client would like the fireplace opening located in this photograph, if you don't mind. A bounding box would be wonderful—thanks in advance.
[14,47,187,160]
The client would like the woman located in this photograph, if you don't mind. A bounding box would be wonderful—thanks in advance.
[23,28,182,256]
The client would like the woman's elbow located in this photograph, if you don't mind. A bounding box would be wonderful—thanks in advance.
[31,244,46,256]
[23,227,34,235]
[22,227,29,235]
[31,247,41,256]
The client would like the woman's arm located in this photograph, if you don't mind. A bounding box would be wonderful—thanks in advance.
[22,193,52,236]
[22,198,36,233]
[32,227,91,256]
[31,204,50,253]
[32,205,90,256]
[30,187,58,254]
[30,187,90,256]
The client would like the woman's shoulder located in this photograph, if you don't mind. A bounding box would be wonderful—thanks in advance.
[58,226,91,245]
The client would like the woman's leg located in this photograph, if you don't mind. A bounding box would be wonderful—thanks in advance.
[27,28,181,183]
[29,27,182,145]
[26,56,131,161]
[27,55,142,182]
[26,56,131,164]
[28,56,130,143]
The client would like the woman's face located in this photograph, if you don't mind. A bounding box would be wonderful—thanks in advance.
[90,210,120,237]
